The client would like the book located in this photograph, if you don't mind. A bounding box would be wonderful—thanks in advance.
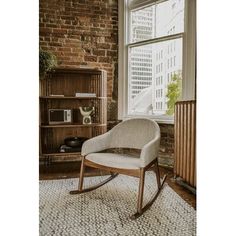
[50,94,64,97]
[75,93,96,97]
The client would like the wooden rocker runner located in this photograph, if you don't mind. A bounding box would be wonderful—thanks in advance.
[70,118,167,219]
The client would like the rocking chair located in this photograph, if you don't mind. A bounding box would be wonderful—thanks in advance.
[70,118,167,219]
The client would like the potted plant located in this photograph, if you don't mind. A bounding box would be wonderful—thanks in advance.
[39,49,57,78]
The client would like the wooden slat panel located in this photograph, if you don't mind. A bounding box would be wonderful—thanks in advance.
[174,105,177,174]
[177,104,181,177]
[174,104,180,176]
[186,103,191,183]
[174,100,196,188]
[192,102,196,186]
[183,103,187,180]
[180,103,184,177]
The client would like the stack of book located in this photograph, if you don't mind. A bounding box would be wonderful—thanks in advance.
[75,92,96,97]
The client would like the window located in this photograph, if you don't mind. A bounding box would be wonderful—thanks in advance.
[118,0,196,123]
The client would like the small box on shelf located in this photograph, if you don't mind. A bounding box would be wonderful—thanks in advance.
[75,92,96,98]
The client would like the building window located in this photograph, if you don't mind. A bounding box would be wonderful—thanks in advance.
[118,0,196,123]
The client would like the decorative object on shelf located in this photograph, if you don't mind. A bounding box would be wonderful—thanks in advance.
[79,107,95,124]
[39,49,57,78]
[64,137,88,148]
[59,137,88,153]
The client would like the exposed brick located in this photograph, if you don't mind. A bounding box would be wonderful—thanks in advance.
[49,42,63,47]
[98,57,111,63]
[93,49,105,56]
[107,50,117,57]
[40,27,52,34]
[111,44,118,50]
[84,55,97,62]
[57,47,72,52]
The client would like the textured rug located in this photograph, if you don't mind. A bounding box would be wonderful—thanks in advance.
[39,172,196,236]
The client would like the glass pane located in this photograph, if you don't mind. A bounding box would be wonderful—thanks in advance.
[129,0,185,43]
[128,38,183,118]
[130,4,155,43]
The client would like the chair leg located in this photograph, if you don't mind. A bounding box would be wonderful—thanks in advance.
[79,156,85,191]
[131,159,167,220]
[137,168,145,213]
[154,158,161,189]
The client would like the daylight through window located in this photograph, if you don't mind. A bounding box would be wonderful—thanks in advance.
[127,0,184,119]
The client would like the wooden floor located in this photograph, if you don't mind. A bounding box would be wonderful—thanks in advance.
[40,161,196,209]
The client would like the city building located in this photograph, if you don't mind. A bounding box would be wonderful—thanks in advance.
[129,0,184,116]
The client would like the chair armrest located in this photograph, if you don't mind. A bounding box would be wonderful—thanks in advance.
[81,132,111,156]
[140,137,160,167]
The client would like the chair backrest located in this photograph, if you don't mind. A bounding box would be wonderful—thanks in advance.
[108,118,160,149]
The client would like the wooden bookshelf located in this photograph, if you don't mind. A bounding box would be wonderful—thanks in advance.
[39,67,107,162]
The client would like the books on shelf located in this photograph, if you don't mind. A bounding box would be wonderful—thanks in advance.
[50,94,64,97]
[75,92,96,97]
[78,65,98,70]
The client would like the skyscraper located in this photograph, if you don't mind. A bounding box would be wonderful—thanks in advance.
[129,6,154,101]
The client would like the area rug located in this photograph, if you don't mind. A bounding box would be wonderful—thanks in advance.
[39,172,196,236]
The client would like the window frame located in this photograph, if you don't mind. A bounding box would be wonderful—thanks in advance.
[118,0,196,123]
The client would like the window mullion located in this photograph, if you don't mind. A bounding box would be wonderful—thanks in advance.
[127,32,184,48]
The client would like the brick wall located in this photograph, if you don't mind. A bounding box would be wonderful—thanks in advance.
[159,124,175,167]
[39,0,118,100]
[39,0,175,167]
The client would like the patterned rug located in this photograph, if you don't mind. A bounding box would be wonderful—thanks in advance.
[39,172,196,236]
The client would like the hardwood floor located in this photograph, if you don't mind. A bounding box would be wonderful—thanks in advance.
[40,161,196,209]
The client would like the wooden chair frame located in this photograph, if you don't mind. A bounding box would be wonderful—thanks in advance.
[70,156,167,219]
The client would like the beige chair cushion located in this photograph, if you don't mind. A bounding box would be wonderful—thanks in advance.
[82,118,161,167]
[85,153,144,169]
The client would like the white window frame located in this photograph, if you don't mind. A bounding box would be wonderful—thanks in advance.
[118,0,196,123]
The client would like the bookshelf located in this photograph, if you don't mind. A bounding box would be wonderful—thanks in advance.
[39,67,107,162]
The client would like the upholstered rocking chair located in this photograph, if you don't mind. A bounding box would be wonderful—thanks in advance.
[70,118,167,219]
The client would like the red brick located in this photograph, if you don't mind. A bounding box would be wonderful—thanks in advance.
[53,28,68,34]
[98,57,111,63]
[97,43,110,49]
[40,27,52,34]
[84,56,97,62]
[93,49,105,56]
[57,47,71,52]
[107,50,117,57]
